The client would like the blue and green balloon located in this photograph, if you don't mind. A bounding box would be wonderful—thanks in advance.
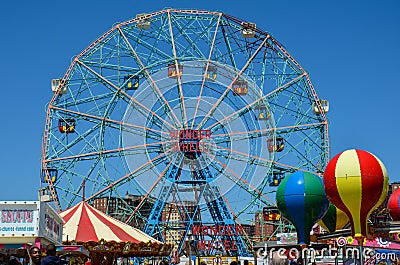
[276,171,329,244]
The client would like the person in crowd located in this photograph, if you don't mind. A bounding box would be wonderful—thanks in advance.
[84,257,92,265]
[295,257,303,265]
[41,244,67,265]
[29,247,42,265]
[271,251,289,265]
[8,257,21,265]
[170,249,180,265]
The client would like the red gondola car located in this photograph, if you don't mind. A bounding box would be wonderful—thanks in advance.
[58,118,76,133]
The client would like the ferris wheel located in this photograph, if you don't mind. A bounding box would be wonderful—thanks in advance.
[41,9,329,256]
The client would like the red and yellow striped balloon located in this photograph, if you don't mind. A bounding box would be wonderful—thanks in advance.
[323,149,389,239]
[388,188,400,221]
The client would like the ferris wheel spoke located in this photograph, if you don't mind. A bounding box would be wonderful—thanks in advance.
[191,13,222,129]
[273,123,327,135]
[48,122,102,159]
[204,153,275,206]
[45,139,173,163]
[48,112,166,161]
[77,59,178,130]
[125,158,175,223]
[209,143,271,168]
[279,138,318,170]
[204,73,306,132]
[86,146,175,200]
[133,15,173,63]
[219,23,237,69]
[196,37,270,129]
[98,153,118,193]
[222,20,252,59]
[72,63,161,128]
[56,91,115,110]
[51,106,167,140]
[121,27,171,61]
[167,11,188,127]
[213,131,269,143]
[274,127,326,172]
[54,158,101,207]
[220,195,254,247]
[89,155,167,199]
[67,158,104,207]
[212,121,326,143]
[117,28,182,127]
[270,38,307,77]
[56,61,115,105]
[169,12,205,59]
[212,142,318,175]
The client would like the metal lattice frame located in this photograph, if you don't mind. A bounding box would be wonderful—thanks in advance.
[41,9,329,256]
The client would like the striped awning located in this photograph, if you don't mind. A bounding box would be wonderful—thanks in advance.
[60,201,159,243]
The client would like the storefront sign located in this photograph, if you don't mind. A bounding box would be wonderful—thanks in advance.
[0,202,39,237]
[39,203,63,244]
[0,201,63,244]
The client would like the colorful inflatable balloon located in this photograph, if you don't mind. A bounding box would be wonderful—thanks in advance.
[276,171,329,245]
[324,149,389,239]
[318,203,349,233]
[388,188,400,221]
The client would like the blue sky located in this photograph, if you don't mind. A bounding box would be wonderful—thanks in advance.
[1,0,399,201]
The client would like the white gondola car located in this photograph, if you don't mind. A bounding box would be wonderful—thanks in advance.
[38,187,52,202]
[51,78,67,94]
[312,99,329,114]
[136,14,151,30]
[241,22,256,38]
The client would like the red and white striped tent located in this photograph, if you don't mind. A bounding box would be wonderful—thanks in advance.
[60,201,159,243]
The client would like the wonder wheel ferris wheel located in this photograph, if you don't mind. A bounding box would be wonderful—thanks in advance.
[41,9,329,256]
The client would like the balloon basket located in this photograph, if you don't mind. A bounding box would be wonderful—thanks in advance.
[353,235,365,265]
[354,235,365,246]
[299,244,307,250]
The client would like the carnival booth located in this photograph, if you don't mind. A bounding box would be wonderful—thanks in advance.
[60,201,173,265]
[0,201,63,263]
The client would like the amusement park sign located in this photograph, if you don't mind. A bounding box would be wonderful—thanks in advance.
[0,201,63,244]
[170,129,212,153]
[0,201,39,237]
[192,224,243,251]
